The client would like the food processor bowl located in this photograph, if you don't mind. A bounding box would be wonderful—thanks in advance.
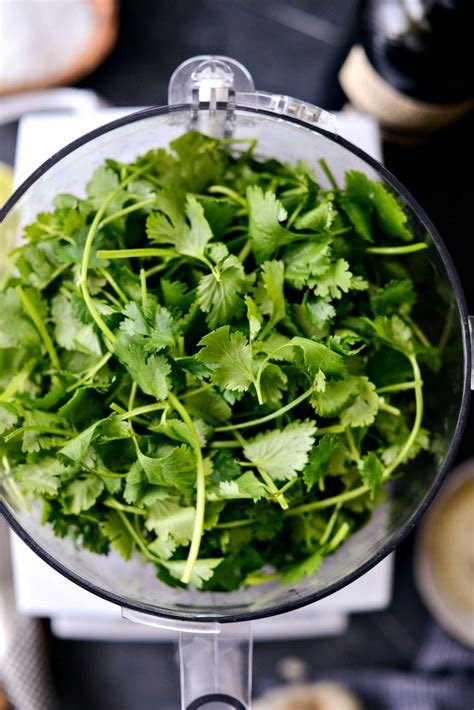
[1,57,472,709]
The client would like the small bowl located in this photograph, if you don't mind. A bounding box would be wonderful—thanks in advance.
[415,458,474,647]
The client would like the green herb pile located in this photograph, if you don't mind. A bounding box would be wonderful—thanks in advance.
[0,131,438,590]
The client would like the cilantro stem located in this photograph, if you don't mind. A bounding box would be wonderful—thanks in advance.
[327,521,350,551]
[345,429,360,463]
[4,426,74,443]
[99,268,129,304]
[319,158,338,189]
[215,386,314,432]
[245,571,280,586]
[104,499,146,515]
[275,477,299,497]
[128,382,138,411]
[144,262,169,278]
[139,269,147,309]
[376,381,416,393]
[315,424,346,435]
[378,400,401,416]
[253,341,292,400]
[256,466,289,510]
[403,314,432,349]
[320,503,341,546]
[366,243,427,255]
[0,361,33,401]
[209,440,242,448]
[79,166,151,343]
[96,248,177,260]
[280,187,306,198]
[15,286,60,369]
[167,391,206,584]
[113,509,163,565]
[285,484,370,515]
[208,185,247,207]
[118,401,167,421]
[181,383,215,399]
[93,470,128,479]
[329,227,353,237]
[103,291,122,309]
[383,354,423,479]
[215,519,254,529]
[237,240,252,263]
[98,197,155,229]
[66,351,113,392]
[438,309,453,352]
[287,202,304,229]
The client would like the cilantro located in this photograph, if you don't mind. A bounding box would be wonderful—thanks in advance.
[303,435,341,491]
[370,279,416,316]
[114,334,170,399]
[344,171,412,241]
[1,131,434,591]
[102,511,135,560]
[197,326,256,393]
[247,186,293,262]
[243,421,317,481]
[294,201,335,231]
[138,444,196,493]
[62,477,104,514]
[358,452,384,497]
[197,254,249,328]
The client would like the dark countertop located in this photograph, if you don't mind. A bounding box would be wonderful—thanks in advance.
[1,1,473,708]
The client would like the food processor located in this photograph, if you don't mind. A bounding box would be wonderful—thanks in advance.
[0,56,472,709]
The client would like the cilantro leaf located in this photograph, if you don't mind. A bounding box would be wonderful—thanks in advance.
[185,389,232,425]
[245,295,263,341]
[148,536,176,561]
[340,376,379,428]
[0,404,18,434]
[358,452,384,497]
[147,193,213,261]
[257,260,286,333]
[259,363,288,408]
[283,238,330,289]
[197,254,249,328]
[290,336,346,379]
[102,511,135,560]
[312,258,352,299]
[197,326,255,392]
[370,279,416,316]
[366,315,415,355]
[311,378,357,417]
[163,558,223,589]
[138,444,196,492]
[114,334,170,399]
[210,471,267,502]
[62,477,104,514]
[144,500,196,545]
[247,186,293,263]
[13,458,74,496]
[345,171,412,241]
[0,288,40,349]
[282,550,322,585]
[294,201,335,231]
[303,435,341,491]
[243,421,317,481]
[59,414,130,465]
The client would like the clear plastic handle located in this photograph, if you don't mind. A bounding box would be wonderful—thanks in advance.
[121,608,252,709]
[168,54,337,137]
